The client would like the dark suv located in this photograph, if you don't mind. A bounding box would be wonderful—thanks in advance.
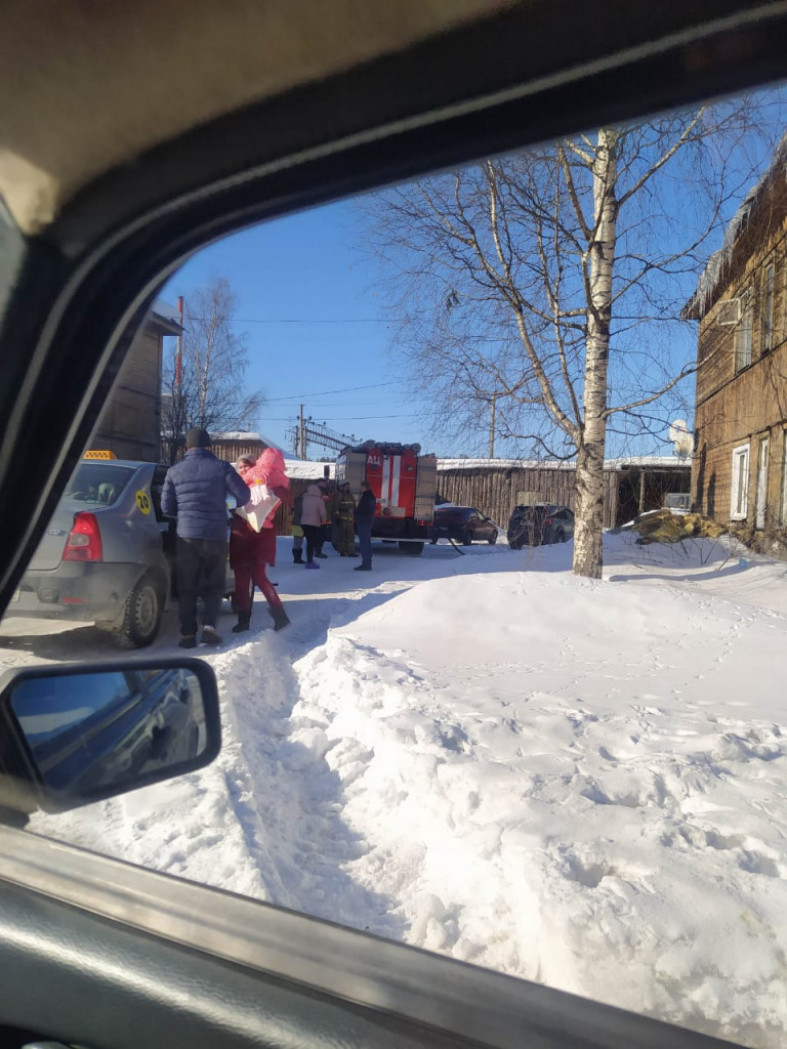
[507,504,575,549]
[430,506,498,545]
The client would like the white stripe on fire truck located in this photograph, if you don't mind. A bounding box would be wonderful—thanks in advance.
[382,456,391,505]
[390,456,401,506]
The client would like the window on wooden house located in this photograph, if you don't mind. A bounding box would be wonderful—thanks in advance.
[734,287,753,372]
[761,260,775,355]
[730,443,750,520]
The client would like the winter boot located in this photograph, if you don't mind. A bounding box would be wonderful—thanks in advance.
[231,612,251,633]
[271,607,290,631]
[292,550,303,564]
[200,625,223,646]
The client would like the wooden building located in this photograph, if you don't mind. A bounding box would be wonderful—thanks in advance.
[685,138,787,555]
[435,458,690,530]
[91,305,181,461]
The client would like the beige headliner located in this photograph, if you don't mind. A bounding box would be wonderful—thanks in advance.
[0,0,496,235]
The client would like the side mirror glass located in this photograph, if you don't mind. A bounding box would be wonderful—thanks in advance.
[0,658,221,812]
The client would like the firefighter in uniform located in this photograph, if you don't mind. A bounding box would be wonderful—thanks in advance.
[331,482,357,556]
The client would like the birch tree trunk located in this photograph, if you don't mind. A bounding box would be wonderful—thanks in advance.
[572,129,618,579]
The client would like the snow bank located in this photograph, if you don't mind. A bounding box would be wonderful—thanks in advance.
[22,531,787,1047]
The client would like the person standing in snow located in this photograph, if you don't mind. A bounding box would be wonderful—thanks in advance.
[230,448,292,632]
[300,482,327,568]
[162,427,251,648]
[313,479,331,558]
[331,482,357,556]
[291,491,305,564]
[354,479,375,571]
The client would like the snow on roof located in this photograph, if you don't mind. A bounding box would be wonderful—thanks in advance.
[285,460,335,480]
[437,456,688,471]
[213,432,296,458]
[685,132,787,319]
[152,298,181,324]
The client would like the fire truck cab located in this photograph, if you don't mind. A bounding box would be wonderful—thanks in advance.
[335,442,437,555]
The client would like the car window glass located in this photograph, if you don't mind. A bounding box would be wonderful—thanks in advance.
[3,82,787,1049]
[63,463,135,506]
[13,672,131,743]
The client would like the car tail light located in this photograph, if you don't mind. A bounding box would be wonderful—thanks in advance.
[62,512,103,562]
[545,517,553,526]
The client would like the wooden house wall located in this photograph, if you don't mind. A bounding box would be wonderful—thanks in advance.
[435,465,687,531]
[436,466,578,526]
[692,166,787,546]
[91,326,162,461]
[210,437,267,464]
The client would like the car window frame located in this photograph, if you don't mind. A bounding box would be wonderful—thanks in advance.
[2,5,787,1047]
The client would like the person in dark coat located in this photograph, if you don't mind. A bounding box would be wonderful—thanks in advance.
[291,492,305,564]
[354,480,375,571]
[162,427,250,648]
[331,482,357,556]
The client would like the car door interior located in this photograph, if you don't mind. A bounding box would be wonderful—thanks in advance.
[1,2,786,1048]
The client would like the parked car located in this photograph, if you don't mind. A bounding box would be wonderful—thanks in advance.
[431,505,498,545]
[507,504,575,549]
[6,456,244,647]
[7,458,171,647]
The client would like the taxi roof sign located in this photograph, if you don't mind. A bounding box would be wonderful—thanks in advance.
[83,450,117,460]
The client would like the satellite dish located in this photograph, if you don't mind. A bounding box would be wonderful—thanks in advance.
[668,420,693,459]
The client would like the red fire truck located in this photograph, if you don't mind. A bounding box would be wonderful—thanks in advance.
[335,442,437,554]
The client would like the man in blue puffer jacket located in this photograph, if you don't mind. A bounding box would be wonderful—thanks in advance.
[162,427,251,648]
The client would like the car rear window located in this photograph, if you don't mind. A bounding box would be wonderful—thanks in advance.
[62,463,135,507]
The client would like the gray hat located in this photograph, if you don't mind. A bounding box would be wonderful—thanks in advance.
[186,427,211,449]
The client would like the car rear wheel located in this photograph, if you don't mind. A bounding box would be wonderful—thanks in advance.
[555,528,566,543]
[488,533,497,544]
[462,531,473,546]
[111,572,164,649]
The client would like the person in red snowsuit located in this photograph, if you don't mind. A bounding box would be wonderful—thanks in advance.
[229,448,292,632]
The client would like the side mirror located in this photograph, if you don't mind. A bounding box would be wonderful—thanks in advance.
[0,658,221,814]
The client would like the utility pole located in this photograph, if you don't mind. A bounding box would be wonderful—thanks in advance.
[489,393,496,459]
[175,296,184,391]
[299,403,307,461]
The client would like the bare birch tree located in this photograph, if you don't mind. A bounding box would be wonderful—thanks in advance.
[161,277,263,463]
[368,101,780,577]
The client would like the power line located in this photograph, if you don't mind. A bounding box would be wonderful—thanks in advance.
[265,379,407,402]
[261,411,441,422]
[234,317,386,324]
[290,412,442,422]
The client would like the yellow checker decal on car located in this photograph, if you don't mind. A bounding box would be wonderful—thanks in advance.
[135,490,152,515]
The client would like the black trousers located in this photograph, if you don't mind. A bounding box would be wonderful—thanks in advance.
[176,537,227,635]
[301,524,322,563]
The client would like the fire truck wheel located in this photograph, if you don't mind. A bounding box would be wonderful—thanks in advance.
[399,541,424,555]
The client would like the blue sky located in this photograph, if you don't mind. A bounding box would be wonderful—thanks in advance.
[162,93,787,462]
[163,200,439,457]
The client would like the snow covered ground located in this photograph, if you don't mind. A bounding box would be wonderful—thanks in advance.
[2,531,787,1047]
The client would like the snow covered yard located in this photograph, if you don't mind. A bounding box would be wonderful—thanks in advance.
[3,532,787,1047]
